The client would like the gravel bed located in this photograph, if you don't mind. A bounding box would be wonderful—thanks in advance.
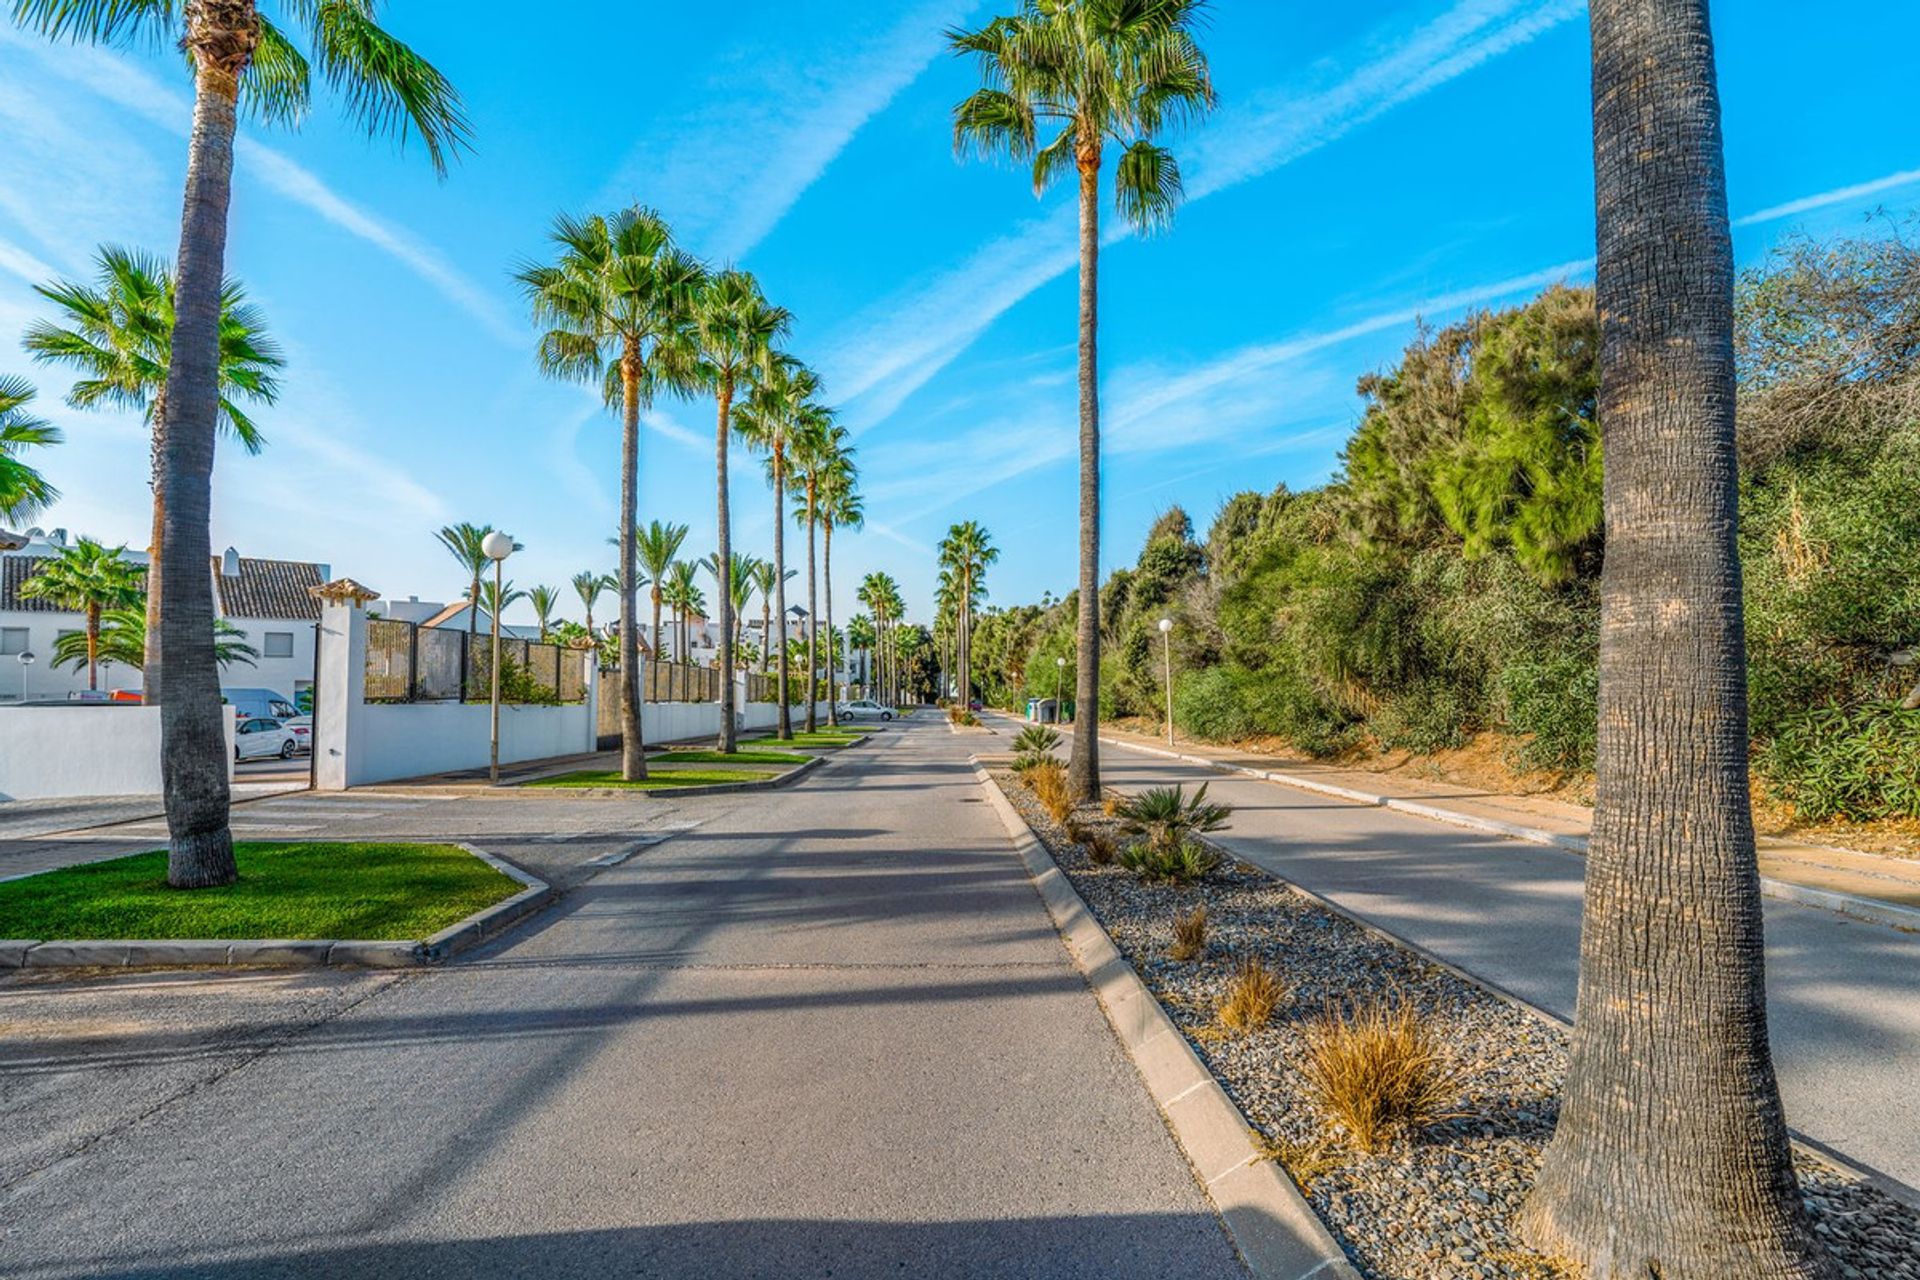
[991,768,1920,1280]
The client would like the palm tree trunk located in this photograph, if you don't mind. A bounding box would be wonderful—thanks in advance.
[1067,152,1103,802]
[804,493,819,734]
[773,453,792,739]
[619,358,648,780]
[823,518,838,727]
[650,585,664,701]
[86,602,101,691]
[143,390,167,702]
[760,597,771,675]
[713,374,738,753]
[161,18,255,890]
[1517,4,1832,1276]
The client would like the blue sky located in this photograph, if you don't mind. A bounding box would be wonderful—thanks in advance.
[2,0,1918,627]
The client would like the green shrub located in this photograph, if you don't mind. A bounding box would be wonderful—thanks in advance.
[1011,724,1062,771]
[1498,652,1598,770]
[1118,838,1222,885]
[1366,680,1473,754]
[1114,783,1232,855]
[1761,701,1920,821]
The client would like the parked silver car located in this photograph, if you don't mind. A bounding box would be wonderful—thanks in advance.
[835,699,894,721]
[234,716,299,762]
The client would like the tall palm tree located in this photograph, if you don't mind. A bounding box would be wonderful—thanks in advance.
[689,270,790,751]
[818,448,861,725]
[735,357,819,738]
[13,0,468,889]
[661,560,704,673]
[20,538,145,690]
[630,519,691,687]
[847,613,877,696]
[939,521,997,710]
[572,570,612,634]
[747,558,792,675]
[436,523,518,641]
[0,377,60,525]
[25,245,281,700]
[788,406,839,731]
[705,551,759,660]
[1516,4,1834,1277]
[520,208,706,780]
[951,0,1213,800]
[527,584,560,642]
[859,572,888,705]
[54,607,257,674]
[478,577,526,630]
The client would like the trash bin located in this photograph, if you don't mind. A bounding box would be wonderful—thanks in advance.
[1036,698,1060,724]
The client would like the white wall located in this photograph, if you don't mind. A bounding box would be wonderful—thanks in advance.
[637,699,825,744]
[0,706,234,800]
[347,701,595,786]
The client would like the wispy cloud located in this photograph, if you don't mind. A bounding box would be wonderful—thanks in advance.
[1735,164,1920,227]
[598,0,976,263]
[820,0,1585,434]
[0,234,57,286]
[1,27,520,344]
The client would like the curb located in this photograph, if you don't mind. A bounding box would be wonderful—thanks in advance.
[1095,733,1920,934]
[1,841,553,971]
[971,758,1361,1280]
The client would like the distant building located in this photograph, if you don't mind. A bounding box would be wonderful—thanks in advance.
[0,530,328,705]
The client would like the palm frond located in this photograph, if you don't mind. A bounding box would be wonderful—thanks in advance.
[304,0,471,177]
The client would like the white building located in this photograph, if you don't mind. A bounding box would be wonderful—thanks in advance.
[0,530,328,706]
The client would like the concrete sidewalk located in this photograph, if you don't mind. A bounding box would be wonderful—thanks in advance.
[1071,718,1920,926]
[0,718,1252,1279]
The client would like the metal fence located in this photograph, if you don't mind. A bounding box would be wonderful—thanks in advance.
[641,661,722,703]
[364,620,585,704]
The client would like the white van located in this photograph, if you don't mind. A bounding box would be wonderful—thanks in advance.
[223,687,300,722]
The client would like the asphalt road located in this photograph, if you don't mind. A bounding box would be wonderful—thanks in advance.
[1089,734,1920,1195]
[0,721,1247,1279]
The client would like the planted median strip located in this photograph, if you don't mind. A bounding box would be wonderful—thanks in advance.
[740,731,863,748]
[529,768,779,790]
[651,750,811,766]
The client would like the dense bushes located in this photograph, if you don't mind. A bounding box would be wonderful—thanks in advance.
[991,231,1920,821]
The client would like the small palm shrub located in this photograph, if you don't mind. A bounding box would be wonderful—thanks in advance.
[1300,1000,1464,1153]
[1085,831,1118,865]
[1217,955,1286,1033]
[1168,904,1208,961]
[1011,724,1062,772]
[1118,838,1221,885]
[1114,783,1232,856]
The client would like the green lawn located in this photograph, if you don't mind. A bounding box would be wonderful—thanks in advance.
[741,731,862,748]
[527,768,778,790]
[0,842,521,941]
[652,749,810,765]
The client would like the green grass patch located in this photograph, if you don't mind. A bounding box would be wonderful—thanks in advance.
[0,842,521,941]
[741,731,861,748]
[651,749,810,765]
[526,768,778,790]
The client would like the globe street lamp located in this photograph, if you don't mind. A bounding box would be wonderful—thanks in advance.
[483,529,515,784]
[1055,655,1066,722]
[1158,617,1174,746]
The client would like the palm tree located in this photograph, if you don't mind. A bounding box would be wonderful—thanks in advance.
[630,520,691,690]
[1516,5,1834,1277]
[689,270,790,751]
[939,521,998,711]
[436,523,519,641]
[705,551,759,660]
[0,377,60,525]
[788,406,840,732]
[735,357,820,738]
[661,560,705,675]
[847,613,877,696]
[520,207,706,780]
[478,577,526,630]
[527,584,560,642]
[748,558,792,675]
[13,0,467,889]
[951,0,1213,800]
[572,570,613,634]
[54,607,257,675]
[818,448,861,724]
[20,538,145,690]
[25,245,281,701]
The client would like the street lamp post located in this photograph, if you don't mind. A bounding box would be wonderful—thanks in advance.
[1158,617,1174,746]
[1055,655,1066,722]
[483,530,515,784]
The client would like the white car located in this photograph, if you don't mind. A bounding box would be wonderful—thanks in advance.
[234,716,299,762]
[279,714,313,755]
[836,699,894,721]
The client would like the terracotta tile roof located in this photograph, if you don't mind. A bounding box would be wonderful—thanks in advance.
[211,556,324,620]
[0,555,64,613]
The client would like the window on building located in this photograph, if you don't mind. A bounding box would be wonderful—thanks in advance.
[263,631,295,658]
[0,628,27,656]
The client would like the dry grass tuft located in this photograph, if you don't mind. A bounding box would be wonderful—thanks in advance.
[1061,815,1089,845]
[1084,832,1118,865]
[1102,795,1120,818]
[1251,1130,1343,1195]
[1029,762,1075,825]
[1168,904,1208,961]
[1300,999,1465,1153]
[1216,954,1286,1033]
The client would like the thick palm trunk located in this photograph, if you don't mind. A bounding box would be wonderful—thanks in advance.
[804,496,819,733]
[619,361,648,780]
[773,453,792,738]
[162,27,250,889]
[1066,156,1103,802]
[86,604,101,691]
[1517,4,1833,1276]
[713,375,737,752]
[143,390,168,702]
[823,519,838,727]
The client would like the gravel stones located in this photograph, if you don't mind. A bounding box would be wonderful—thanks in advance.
[992,769,1920,1280]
